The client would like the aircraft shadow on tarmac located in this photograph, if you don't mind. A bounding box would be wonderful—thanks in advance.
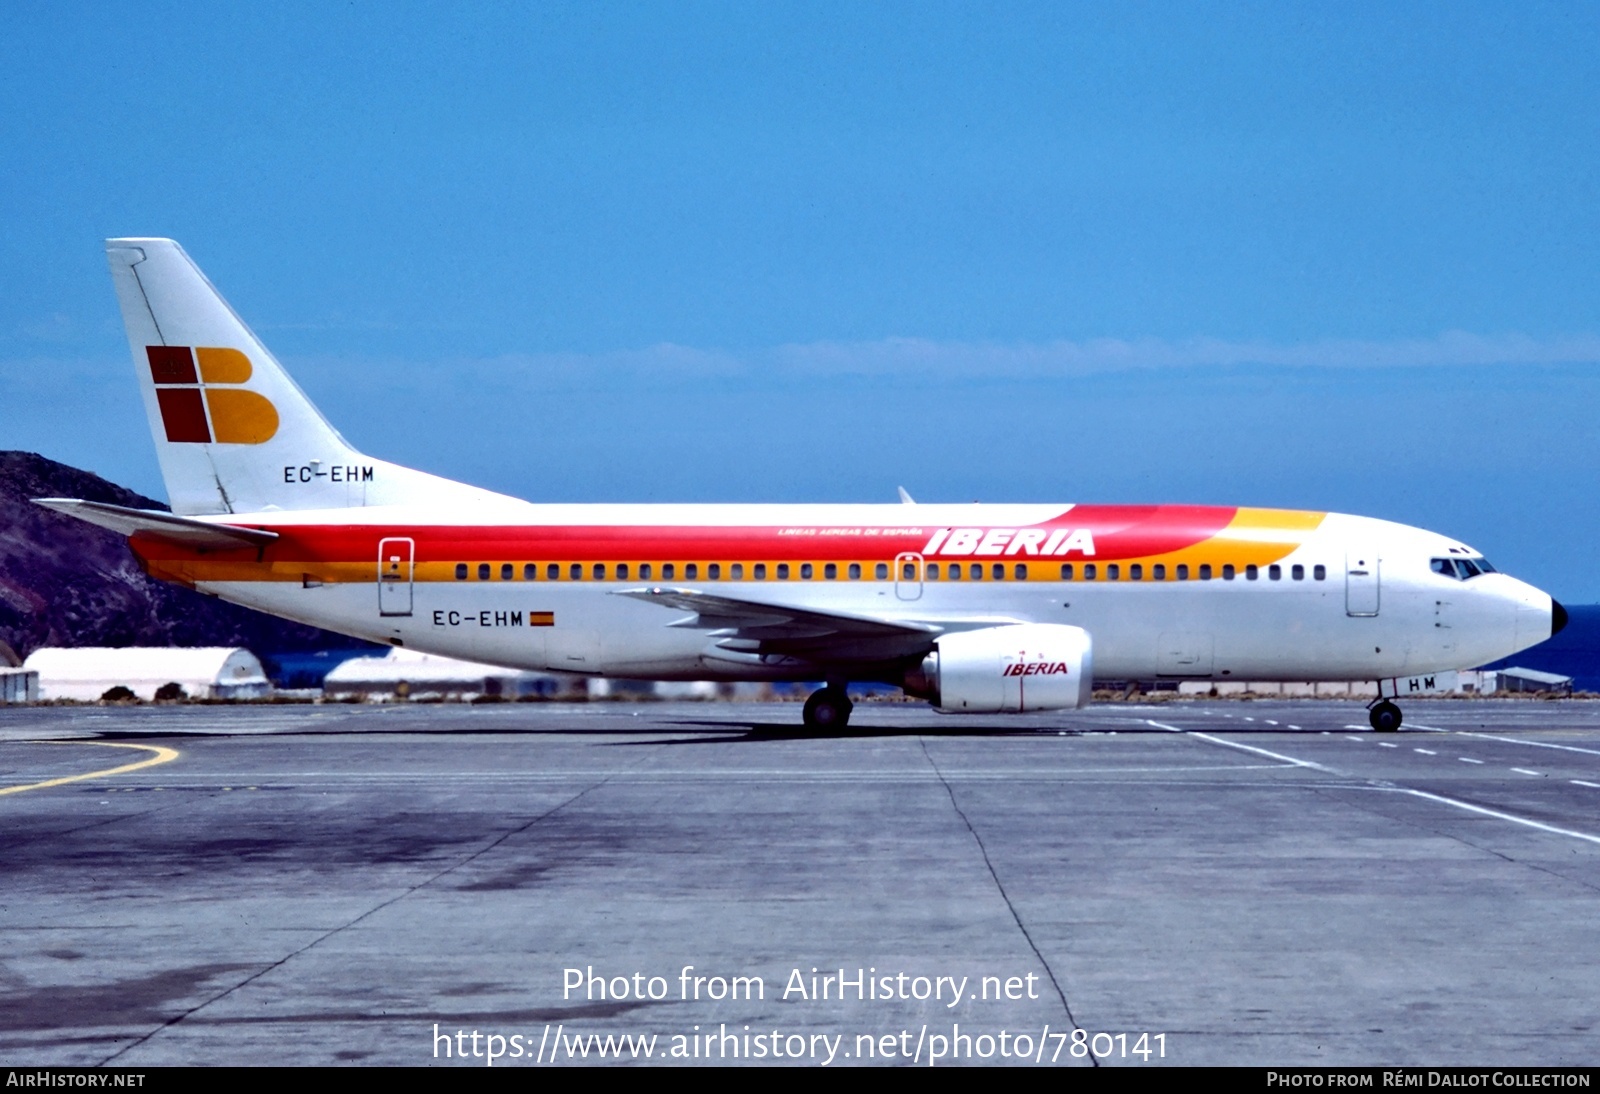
[74,721,1071,744]
[612,719,1097,745]
[69,724,1063,744]
[58,705,1332,745]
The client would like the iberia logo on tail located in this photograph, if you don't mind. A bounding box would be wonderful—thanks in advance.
[146,346,279,444]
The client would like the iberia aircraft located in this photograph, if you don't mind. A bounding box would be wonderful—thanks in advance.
[37,239,1566,731]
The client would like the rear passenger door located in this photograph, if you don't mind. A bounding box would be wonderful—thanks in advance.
[378,537,414,616]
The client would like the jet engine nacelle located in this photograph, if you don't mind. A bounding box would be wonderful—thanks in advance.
[921,623,1094,713]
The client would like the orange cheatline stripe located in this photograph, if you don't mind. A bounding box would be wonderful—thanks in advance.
[137,509,1329,585]
[148,536,1317,585]
[146,514,1326,587]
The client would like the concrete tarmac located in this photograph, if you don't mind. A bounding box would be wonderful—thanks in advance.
[2,698,1598,1067]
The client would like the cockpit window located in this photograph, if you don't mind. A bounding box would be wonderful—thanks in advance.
[1432,556,1495,580]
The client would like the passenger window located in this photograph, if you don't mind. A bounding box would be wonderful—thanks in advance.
[908,562,921,580]
[498,563,511,580]
[1313,564,1326,580]
[685,563,698,579]
[708,563,720,580]
[731,563,744,579]
[640,563,652,580]
[1222,564,1235,580]
[1246,564,1258,581]
[875,562,889,580]
[1153,564,1166,580]
[849,562,861,579]
[1199,564,1212,581]
[1106,564,1119,581]
[1292,564,1304,580]
[547,563,560,580]
[1060,563,1073,580]
[1130,564,1142,581]
[523,563,537,580]
[1269,564,1281,581]
[992,563,1005,580]
[663,563,676,580]
[754,563,766,579]
[1084,563,1097,580]
[948,564,962,581]
[777,563,790,579]
[478,563,491,580]
[800,562,813,579]
[569,563,582,580]
[455,563,468,580]
[617,563,630,580]
[824,562,836,579]
[593,563,606,580]
[969,563,982,580]
[1176,564,1189,580]
[1014,563,1028,580]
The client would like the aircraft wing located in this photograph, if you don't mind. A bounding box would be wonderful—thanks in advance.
[614,585,945,663]
[32,498,279,551]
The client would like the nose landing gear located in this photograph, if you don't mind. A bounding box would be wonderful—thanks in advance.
[802,687,854,730]
[1368,699,1403,732]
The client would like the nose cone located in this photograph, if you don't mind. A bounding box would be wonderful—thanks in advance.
[1509,583,1561,655]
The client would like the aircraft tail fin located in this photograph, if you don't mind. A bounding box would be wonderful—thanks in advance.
[105,238,513,515]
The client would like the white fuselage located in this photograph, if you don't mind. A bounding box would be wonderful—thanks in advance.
[158,503,1555,685]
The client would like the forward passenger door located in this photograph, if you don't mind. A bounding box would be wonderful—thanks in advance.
[1346,551,1380,616]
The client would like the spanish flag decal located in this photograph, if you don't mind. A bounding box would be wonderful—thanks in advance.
[147,346,279,444]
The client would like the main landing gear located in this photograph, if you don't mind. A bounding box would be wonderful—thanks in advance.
[802,686,854,730]
[1368,699,1403,733]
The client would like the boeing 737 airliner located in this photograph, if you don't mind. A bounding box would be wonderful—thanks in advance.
[36,239,1566,730]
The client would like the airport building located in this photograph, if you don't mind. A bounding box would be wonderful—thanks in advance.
[320,647,578,701]
[1487,666,1575,694]
[0,667,39,703]
[22,647,272,701]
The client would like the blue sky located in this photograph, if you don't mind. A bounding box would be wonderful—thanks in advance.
[4,3,1600,597]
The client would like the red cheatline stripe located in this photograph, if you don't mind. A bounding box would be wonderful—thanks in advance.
[128,505,1263,564]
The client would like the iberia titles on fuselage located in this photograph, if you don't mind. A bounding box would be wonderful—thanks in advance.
[35,239,1564,732]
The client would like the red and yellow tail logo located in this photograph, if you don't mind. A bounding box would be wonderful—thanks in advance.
[147,346,279,444]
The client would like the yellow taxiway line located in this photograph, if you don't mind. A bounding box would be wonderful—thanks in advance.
[0,740,180,797]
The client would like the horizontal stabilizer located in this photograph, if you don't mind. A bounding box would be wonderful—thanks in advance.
[32,498,279,550]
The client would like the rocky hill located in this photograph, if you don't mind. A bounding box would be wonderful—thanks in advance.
[0,451,374,661]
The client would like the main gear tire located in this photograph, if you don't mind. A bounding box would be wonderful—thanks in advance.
[802,688,853,730]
